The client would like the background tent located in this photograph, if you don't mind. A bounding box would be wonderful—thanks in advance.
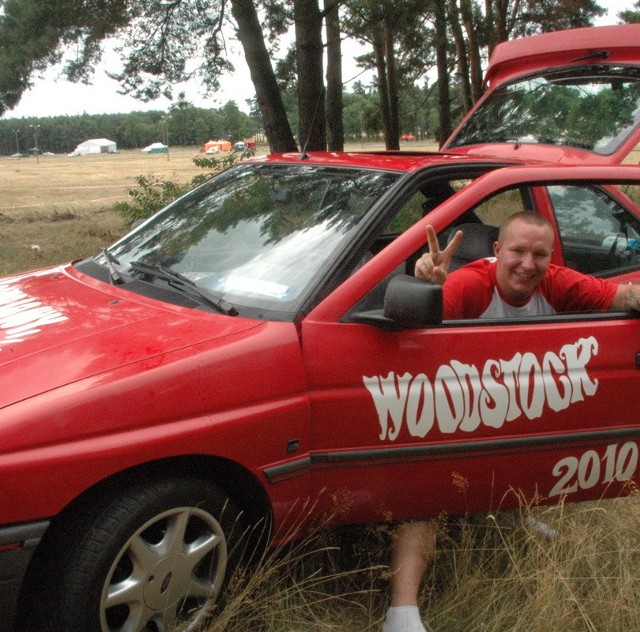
[142,142,168,154]
[69,138,117,156]
[204,139,232,153]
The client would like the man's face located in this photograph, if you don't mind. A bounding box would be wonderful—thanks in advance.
[493,219,554,303]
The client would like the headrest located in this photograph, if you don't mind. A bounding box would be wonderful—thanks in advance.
[447,222,499,270]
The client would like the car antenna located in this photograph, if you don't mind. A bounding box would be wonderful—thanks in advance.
[299,89,325,160]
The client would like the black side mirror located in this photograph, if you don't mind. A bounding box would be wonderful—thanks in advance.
[384,274,443,329]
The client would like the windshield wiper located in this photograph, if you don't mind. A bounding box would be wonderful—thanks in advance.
[101,248,125,285]
[571,50,610,63]
[129,260,238,316]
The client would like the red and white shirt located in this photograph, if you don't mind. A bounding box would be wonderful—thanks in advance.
[444,258,618,320]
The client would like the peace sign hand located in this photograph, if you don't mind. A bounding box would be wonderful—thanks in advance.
[414,225,463,285]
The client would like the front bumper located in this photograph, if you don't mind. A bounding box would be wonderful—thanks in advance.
[0,520,49,632]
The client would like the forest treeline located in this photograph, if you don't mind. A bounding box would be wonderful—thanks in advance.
[1,101,260,156]
[0,82,439,156]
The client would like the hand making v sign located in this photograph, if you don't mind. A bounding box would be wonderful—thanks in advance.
[414,225,464,285]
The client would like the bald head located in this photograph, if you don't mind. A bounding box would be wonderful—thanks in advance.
[498,211,554,245]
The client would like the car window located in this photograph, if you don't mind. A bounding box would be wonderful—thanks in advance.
[436,186,530,254]
[548,184,640,276]
[106,163,400,317]
[382,179,474,237]
[384,192,425,235]
[447,66,640,157]
[347,179,640,326]
[471,187,528,225]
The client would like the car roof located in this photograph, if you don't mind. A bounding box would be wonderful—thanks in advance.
[484,23,640,89]
[255,150,522,172]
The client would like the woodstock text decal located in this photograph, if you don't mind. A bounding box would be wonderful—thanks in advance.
[363,336,599,441]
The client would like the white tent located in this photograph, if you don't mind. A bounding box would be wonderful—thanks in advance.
[69,138,117,156]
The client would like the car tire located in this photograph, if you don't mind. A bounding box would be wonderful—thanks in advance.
[25,476,248,632]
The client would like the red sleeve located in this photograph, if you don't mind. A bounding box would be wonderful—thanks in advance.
[540,265,618,312]
[443,259,496,319]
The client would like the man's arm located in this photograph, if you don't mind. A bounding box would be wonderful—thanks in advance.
[611,283,640,311]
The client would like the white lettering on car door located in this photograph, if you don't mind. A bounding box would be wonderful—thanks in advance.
[549,442,639,497]
[364,336,599,441]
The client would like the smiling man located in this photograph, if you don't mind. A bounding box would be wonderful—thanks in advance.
[416,211,637,320]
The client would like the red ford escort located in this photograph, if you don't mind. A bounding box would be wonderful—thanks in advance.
[2,23,640,632]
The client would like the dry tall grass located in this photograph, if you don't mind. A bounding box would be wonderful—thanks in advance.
[425,495,640,631]
[210,495,640,632]
[0,149,207,275]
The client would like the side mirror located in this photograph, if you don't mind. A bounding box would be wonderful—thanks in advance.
[384,274,443,329]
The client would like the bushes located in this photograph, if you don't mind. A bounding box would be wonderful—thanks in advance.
[114,150,253,226]
[114,174,189,226]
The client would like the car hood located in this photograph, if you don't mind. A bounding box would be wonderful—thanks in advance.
[0,265,261,409]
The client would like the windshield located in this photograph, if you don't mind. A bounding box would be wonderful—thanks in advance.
[448,65,640,155]
[102,163,399,316]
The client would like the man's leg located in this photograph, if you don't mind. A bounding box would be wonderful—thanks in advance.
[383,520,437,632]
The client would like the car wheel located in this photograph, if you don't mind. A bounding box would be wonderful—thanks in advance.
[30,477,248,632]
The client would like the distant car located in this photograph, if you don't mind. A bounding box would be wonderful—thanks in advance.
[401,133,416,140]
[2,23,640,632]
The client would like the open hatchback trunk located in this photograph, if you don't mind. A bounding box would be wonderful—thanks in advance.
[443,24,640,165]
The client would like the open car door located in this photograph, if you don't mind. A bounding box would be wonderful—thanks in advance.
[301,165,640,527]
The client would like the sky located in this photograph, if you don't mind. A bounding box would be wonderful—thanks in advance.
[3,0,634,120]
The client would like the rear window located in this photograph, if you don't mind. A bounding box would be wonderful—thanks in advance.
[448,65,640,156]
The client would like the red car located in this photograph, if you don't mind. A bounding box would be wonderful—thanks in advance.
[3,23,640,632]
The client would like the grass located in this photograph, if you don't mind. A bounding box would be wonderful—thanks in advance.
[3,144,640,630]
[0,148,207,275]
[425,496,640,631]
[213,494,640,632]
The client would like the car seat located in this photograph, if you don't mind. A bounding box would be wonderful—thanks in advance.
[447,222,500,270]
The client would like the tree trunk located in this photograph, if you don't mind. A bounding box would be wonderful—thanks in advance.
[231,0,297,152]
[460,0,483,102]
[372,25,393,148]
[434,0,451,144]
[485,0,498,56]
[505,0,521,41]
[494,0,510,42]
[324,0,344,150]
[448,0,473,113]
[384,20,400,149]
[294,0,326,151]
